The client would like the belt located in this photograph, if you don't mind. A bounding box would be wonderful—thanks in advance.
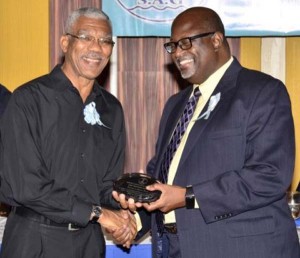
[13,206,82,231]
[164,223,177,234]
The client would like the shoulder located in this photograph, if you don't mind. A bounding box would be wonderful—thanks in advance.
[239,67,284,89]
[13,65,68,99]
[0,84,11,102]
[15,72,50,92]
[0,84,11,117]
[7,73,53,112]
[235,67,288,103]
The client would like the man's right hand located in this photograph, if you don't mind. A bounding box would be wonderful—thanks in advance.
[98,208,137,248]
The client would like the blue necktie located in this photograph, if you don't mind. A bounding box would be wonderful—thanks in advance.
[156,87,201,234]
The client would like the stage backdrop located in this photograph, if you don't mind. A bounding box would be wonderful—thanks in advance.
[103,0,300,36]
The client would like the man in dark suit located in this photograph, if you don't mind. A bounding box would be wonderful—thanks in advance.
[114,6,300,258]
[0,83,10,117]
[0,83,11,216]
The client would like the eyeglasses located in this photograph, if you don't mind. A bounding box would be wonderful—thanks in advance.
[164,32,215,54]
[66,33,115,47]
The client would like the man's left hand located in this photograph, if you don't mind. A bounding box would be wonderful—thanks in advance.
[142,183,186,213]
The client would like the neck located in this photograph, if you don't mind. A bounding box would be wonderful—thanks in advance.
[76,83,93,103]
[61,65,94,103]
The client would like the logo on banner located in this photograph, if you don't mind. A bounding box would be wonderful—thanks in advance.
[116,0,189,23]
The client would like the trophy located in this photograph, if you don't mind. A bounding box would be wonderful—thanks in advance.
[113,173,161,203]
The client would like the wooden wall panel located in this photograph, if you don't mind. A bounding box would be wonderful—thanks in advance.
[118,37,184,172]
[286,37,300,190]
[240,38,261,71]
[261,38,286,83]
[118,37,240,172]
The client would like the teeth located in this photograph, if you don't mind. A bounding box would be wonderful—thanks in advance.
[179,59,193,65]
[84,57,100,63]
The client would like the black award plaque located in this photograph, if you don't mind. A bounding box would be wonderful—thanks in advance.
[113,173,161,203]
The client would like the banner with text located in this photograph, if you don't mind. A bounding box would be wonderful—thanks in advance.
[103,0,300,37]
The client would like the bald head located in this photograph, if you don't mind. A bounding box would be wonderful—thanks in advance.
[172,7,225,38]
[167,7,231,84]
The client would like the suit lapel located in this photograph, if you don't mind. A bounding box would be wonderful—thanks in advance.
[176,59,243,172]
[155,86,193,174]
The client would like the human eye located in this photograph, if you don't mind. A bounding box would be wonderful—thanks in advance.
[98,38,115,46]
[165,42,176,53]
[77,34,93,42]
[179,38,191,49]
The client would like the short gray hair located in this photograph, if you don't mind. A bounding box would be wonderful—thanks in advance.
[64,7,111,34]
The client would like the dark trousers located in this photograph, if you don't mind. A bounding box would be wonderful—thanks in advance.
[0,212,105,258]
[157,231,181,258]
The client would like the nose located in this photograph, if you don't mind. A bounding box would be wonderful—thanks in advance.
[88,39,103,51]
[173,45,185,57]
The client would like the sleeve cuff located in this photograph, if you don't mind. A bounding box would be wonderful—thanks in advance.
[71,199,93,227]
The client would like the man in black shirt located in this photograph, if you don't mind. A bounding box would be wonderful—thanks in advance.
[0,7,136,258]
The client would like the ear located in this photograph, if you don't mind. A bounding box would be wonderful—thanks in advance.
[60,35,70,54]
[211,32,224,51]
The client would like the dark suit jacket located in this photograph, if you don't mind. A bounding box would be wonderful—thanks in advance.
[0,84,11,117]
[0,84,11,212]
[146,58,300,258]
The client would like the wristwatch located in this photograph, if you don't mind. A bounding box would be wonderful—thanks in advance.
[91,205,102,223]
[185,185,195,209]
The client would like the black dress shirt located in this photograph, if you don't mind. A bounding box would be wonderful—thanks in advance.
[0,65,125,227]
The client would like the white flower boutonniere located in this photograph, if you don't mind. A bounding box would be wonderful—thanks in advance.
[198,92,221,120]
[83,102,110,128]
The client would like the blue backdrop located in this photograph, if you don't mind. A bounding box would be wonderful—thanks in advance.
[103,0,300,36]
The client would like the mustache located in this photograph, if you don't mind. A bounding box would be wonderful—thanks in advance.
[84,52,102,59]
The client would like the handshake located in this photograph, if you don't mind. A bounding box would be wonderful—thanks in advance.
[97,207,137,249]
[100,173,156,248]
[104,172,186,249]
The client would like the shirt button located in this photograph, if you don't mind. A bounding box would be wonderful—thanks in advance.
[81,153,85,158]
[80,179,84,183]
[82,128,86,133]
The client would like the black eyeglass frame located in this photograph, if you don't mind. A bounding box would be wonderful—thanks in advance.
[66,33,115,46]
[164,31,215,54]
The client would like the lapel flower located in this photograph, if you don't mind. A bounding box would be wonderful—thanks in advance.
[83,102,110,128]
[197,92,221,120]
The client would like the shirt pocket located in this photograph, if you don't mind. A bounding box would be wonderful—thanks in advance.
[226,215,275,238]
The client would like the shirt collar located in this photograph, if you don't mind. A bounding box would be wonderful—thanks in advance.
[48,64,103,97]
[193,56,234,98]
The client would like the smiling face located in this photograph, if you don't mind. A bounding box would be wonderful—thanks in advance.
[170,7,230,84]
[60,16,113,83]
